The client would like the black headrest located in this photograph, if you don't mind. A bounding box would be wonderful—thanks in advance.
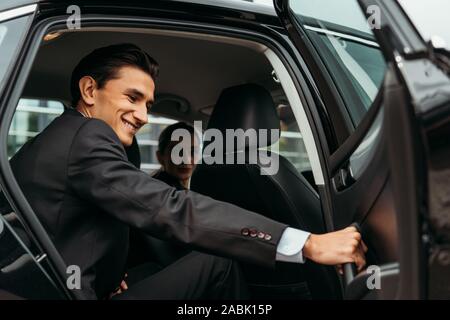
[207,84,280,151]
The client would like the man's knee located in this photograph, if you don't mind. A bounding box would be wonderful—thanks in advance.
[191,252,243,283]
[188,252,248,299]
[194,252,234,274]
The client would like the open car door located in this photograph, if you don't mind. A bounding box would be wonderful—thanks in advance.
[0,2,77,300]
[274,0,450,299]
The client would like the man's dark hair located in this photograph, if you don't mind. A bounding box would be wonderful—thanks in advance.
[70,43,159,107]
[158,122,196,154]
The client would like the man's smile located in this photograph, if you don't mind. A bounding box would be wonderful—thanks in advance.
[122,118,140,134]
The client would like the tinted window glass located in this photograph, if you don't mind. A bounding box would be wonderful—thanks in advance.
[266,103,312,180]
[0,16,31,95]
[290,0,387,127]
[9,99,176,173]
[8,99,64,156]
[134,115,178,173]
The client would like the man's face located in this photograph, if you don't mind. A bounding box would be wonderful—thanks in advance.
[89,66,155,146]
[158,135,200,182]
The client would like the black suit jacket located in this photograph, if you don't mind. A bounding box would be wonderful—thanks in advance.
[7,108,287,299]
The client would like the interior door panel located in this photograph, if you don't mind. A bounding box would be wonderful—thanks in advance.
[274,0,450,299]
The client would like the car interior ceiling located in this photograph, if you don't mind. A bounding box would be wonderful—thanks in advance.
[23,27,316,189]
[12,27,340,299]
[23,28,283,124]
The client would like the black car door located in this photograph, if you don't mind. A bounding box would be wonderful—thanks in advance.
[0,1,76,300]
[0,196,64,299]
[274,0,450,299]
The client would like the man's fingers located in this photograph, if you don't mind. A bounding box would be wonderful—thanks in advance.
[344,237,366,272]
[361,240,368,253]
[343,224,366,271]
[344,226,358,233]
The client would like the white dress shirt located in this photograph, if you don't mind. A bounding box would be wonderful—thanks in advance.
[275,227,311,263]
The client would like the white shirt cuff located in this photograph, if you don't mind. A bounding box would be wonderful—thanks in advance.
[275,227,311,263]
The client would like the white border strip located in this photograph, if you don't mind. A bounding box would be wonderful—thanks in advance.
[0,4,37,23]
[303,25,379,48]
[264,49,325,186]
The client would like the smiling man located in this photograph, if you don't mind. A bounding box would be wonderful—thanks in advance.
[72,51,155,146]
[8,43,367,300]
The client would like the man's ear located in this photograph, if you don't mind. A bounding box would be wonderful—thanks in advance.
[78,76,97,106]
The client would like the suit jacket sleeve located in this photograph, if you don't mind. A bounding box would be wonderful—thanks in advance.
[67,119,288,268]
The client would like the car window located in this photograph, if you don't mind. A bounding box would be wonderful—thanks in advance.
[9,98,176,173]
[0,15,32,96]
[135,116,178,173]
[349,107,384,179]
[8,99,65,156]
[289,0,387,128]
[266,103,312,178]
[0,192,63,299]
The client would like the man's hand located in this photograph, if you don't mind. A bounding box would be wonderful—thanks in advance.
[303,226,367,271]
[109,274,128,298]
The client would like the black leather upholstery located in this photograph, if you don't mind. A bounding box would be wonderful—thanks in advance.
[207,84,280,150]
[191,84,341,299]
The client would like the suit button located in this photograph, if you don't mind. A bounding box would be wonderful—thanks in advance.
[257,232,265,239]
[249,229,258,237]
[264,234,272,241]
[241,228,250,236]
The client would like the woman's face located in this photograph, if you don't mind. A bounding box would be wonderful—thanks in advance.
[158,134,200,182]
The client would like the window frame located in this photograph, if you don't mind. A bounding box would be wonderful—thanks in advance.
[0,212,64,299]
[289,5,388,129]
[0,5,36,101]
[277,0,389,178]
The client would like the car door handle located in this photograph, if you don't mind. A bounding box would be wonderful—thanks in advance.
[344,262,357,286]
[333,166,355,191]
[343,223,361,287]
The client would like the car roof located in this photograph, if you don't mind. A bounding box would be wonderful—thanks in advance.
[170,0,276,16]
[2,0,277,17]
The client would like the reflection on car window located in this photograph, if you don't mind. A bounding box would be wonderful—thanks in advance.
[0,16,31,95]
[8,99,64,156]
[134,116,177,173]
[290,0,387,128]
[349,107,384,179]
[266,104,312,176]
[8,99,176,173]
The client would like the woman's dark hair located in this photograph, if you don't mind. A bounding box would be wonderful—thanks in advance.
[158,122,196,154]
[70,43,159,107]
